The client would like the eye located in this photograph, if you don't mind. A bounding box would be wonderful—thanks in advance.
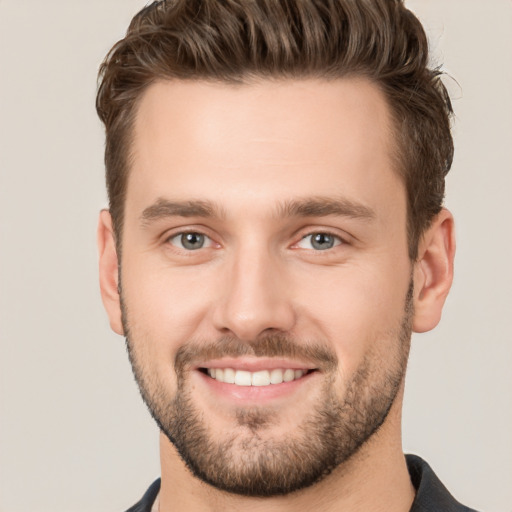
[296,232,342,251]
[167,232,213,251]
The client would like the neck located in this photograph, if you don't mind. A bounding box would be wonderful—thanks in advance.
[158,390,415,512]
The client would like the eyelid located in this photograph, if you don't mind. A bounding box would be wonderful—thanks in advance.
[169,232,213,249]
[160,225,351,251]
[294,232,343,250]
[163,227,220,250]
[291,226,351,248]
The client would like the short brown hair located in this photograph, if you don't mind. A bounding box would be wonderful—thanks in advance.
[96,0,453,260]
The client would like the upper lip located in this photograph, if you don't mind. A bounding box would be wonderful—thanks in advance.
[195,357,318,372]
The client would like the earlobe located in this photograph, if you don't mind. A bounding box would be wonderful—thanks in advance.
[412,209,456,333]
[97,210,124,335]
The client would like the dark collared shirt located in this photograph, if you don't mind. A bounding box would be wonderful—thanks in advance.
[125,454,479,511]
[406,455,478,511]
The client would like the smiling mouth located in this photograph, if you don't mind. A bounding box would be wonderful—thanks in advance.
[199,367,316,386]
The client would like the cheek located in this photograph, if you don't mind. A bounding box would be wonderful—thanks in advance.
[121,254,215,339]
[291,263,410,374]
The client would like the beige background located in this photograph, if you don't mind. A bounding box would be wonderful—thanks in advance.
[0,1,511,511]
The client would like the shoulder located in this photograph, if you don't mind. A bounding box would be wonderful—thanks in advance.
[124,478,161,512]
[407,455,479,512]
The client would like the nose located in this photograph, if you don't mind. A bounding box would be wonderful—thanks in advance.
[212,245,296,341]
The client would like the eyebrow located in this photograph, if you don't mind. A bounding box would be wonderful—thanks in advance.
[276,196,375,221]
[141,198,225,225]
[140,195,375,226]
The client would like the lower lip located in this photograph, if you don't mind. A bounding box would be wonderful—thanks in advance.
[196,370,318,404]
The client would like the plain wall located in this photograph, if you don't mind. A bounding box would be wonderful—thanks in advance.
[0,1,511,510]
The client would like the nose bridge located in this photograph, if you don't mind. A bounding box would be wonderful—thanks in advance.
[213,238,295,340]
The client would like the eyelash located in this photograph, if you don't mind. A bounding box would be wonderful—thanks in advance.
[166,231,216,251]
[164,229,346,253]
[294,232,344,251]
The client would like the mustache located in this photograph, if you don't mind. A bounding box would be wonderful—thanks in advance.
[174,334,338,373]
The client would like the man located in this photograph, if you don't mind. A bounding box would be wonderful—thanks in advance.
[96,0,477,510]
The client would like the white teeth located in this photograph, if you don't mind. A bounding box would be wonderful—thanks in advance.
[270,369,284,384]
[283,369,295,382]
[206,367,309,386]
[234,370,252,386]
[251,370,270,386]
[223,368,236,384]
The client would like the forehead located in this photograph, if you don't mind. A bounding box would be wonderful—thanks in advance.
[128,77,402,218]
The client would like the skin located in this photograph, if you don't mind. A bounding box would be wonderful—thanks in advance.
[98,77,455,512]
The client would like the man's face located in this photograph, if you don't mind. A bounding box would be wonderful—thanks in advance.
[117,78,413,495]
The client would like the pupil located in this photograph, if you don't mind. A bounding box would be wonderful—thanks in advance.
[312,233,333,250]
[182,233,204,250]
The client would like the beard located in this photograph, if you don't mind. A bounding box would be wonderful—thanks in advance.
[122,282,413,497]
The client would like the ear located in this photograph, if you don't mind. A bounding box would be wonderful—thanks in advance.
[97,210,124,335]
[412,208,456,333]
